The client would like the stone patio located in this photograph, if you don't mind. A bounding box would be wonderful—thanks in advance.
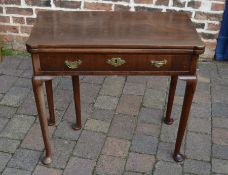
[0,56,228,175]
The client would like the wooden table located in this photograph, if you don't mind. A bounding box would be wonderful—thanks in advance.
[26,11,205,165]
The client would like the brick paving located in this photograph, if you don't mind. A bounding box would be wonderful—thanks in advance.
[0,56,228,175]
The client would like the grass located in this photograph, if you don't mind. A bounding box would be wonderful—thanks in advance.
[2,47,30,57]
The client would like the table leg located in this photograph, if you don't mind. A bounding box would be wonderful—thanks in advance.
[173,77,197,162]
[45,80,55,126]
[164,75,178,125]
[72,76,82,130]
[32,77,52,165]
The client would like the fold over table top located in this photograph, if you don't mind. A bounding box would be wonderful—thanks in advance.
[26,11,205,53]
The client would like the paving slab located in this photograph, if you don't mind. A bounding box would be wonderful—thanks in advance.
[80,83,101,104]
[91,108,114,121]
[138,107,163,125]
[64,157,95,175]
[116,94,142,116]
[123,82,146,95]
[212,144,228,160]
[102,137,131,157]
[17,94,37,115]
[95,155,126,175]
[0,105,17,118]
[17,57,32,70]
[8,148,41,171]
[0,86,30,107]
[135,122,160,137]
[0,114,35,139]
[188,117,211,134]
[130,134,158,155]
[123,172,143,175]
[49,139,75,169]
[100,76,125,97]
[0,118,8,132]
[212,127,228,146]
[21,123,55,150]
[80,75,105,85]
[125,152,155,174]
[53,89,72,111]
[108,114,136,139]
[33,165,63,175]
[94,95,119,110]
[160,120,179,143]
[54,121,81,140]
[212,103,228,118]
[0,138,20,153]
[0,75,18,93]
[184,159,211,175]
[126,76,148,84]
[0,152,12,172]
[2,168,31,175]
[157,142,184,162]
[154,161,182,175]
[147,76,168,90]
[212,158,228,174]
[63,102,93,124]
[73,130,106,159]
[14,77,32,89]
[190,103,212,119]
[185,132,211,161]
[213,117,228,129]
[143,88,166,109]
[0,56,22,70]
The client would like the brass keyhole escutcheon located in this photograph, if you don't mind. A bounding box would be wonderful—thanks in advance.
[106,57,126,67]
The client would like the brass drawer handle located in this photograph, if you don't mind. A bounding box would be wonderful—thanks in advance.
[106,57,126,67]
[150,59,167,68]
[65,60,82,69]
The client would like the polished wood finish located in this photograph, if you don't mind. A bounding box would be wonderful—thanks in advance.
[27,11,205,165]
[38,54,192,74]
[72,76,82,130]
[173,77,197,162]
[32,77,52,165]
[26,11,204,52]
[165,76,178,125]
[45,80,55,126]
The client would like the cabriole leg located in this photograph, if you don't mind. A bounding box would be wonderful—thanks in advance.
[165,75,178,125]
[32,77,52,165]
[45,80,55,126]
[173,77,197,162]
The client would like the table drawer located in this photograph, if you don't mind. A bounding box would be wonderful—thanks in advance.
[39,54,192,72]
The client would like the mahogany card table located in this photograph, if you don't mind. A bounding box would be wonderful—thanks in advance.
[26,11,205,165]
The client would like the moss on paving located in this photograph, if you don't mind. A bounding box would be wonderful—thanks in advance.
[2,47,30,57]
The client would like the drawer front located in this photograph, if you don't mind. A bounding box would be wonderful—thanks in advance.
[39,53,191,72]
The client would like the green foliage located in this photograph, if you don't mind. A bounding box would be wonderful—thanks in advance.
[2,47,30,57]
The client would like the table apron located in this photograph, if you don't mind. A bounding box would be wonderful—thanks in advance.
[34,70,194,76]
